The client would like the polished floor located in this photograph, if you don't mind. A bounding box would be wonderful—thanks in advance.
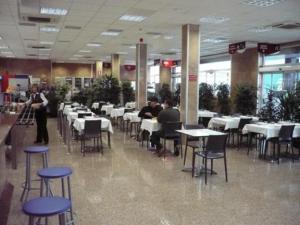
[1,118,300,225]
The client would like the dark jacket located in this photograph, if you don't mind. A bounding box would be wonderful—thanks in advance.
[157,107,180,123]
[138,105,163,119]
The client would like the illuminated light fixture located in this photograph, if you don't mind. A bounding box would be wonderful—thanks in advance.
[249,26,272,32]
[0,45,8,49]
[87,43,101,47]
[200,16,230,24]
[73,54,83,57]
[101,29,122,36]
[40,7,68,16]
[40,41,53,45]
[242,0,286,7]
[119,14,146,22]
[1,51,13,54]
[79,50,91,53]
[129,45,136,49]
[40,27,59,32]
[116,52,128,55]
[164,35,173,40]
[203,38,227,43]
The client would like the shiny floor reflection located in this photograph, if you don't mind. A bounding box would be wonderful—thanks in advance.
[1,119,300,225]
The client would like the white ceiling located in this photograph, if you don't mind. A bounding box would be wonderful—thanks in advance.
[0,0,300,63]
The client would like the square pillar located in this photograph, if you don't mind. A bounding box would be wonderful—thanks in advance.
[159,65,171,87]
[180,24,200,124]
[111,54,120,80]
[136,43,147,110]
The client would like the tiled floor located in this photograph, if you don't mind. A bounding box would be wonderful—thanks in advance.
[1,118,300,225]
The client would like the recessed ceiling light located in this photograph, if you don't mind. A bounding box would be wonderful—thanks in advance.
[79,50,91,53]
[0,45,8,49]
[73,54,83,57]
[242,0,286,7]
[200,16,230,24]
[203,38,227,43]
[119,14,146,22]
[1,51,13,54]
[101,31,120,36]
[164,36,173,40]
[116,52,128,55]
[249,26,273,32]
[40,41,53,45]
[87,43,102,47]
[129,45,136,49]
[40,27,59,32]
[40,7,68,16]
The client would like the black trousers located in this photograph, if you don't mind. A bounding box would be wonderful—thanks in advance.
[150,130,179,148]
[35,111,49,143]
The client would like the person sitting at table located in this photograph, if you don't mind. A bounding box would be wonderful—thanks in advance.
[25,84,49,145]
[150,98,180,156]
[138,96,162,119]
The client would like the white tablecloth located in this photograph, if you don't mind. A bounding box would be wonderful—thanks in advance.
[123,112,141,123]
[59,103,64,111]
[208,116,259,130]
[140,119,161,135]
[177,128,225,137]
[125,102,136,109]
[110,107,125,118]
[243,122,300,139]
[67,111,94,125]
[198,110,217,118]
[92,102,99,109]
[73,117,113,134]
[101,105,114,115]
[63,106,74,115]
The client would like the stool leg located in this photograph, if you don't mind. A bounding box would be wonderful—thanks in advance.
[28,216,34,225]
[21,153,30,201]
[25,153,31,201]
[40,178,44,197]
[59,213,66,225]
[67,177,74,224]
[61,178,65,197]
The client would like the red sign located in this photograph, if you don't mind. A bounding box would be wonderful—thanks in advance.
[162,60,173,68]
[257,43,280,55]
[229,41,246,54]
[188,74,197,81]
[103,62,111,68]
[124,65,136,71]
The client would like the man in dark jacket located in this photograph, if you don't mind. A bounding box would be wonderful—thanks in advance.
[150,99,180,155]
[138,96,162,119]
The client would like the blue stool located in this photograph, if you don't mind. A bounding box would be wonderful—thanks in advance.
[20,146,49,202]
[38,167,74,224]
[23,197,71,225]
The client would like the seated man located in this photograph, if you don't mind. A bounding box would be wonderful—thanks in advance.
[150,99,180,156]
[138,96,162,119]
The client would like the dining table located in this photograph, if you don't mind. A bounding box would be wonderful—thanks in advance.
[101,104,114,115]
[140,118,161,135]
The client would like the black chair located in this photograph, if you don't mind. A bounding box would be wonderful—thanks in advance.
[183,124,204,166]
[160,122,182,158]
[78,113,92,118]
[198,117,210,128]
[81,120,103,156]
[192,134,228,184]
[236,118,252,149]
[269,125,295,163]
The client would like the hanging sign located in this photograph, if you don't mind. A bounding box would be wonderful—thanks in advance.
[257,43,280,55]
[228,41,246,54]
[124,65,136,71]
[103,62,111,68]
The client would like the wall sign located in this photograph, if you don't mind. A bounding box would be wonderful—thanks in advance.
[257,43,280,55]
[188,74,197,81]
[228,41,246,54]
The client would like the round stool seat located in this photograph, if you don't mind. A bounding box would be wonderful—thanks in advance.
[23,197,71,217]
[24,146,49,154]
[38,167,72,179]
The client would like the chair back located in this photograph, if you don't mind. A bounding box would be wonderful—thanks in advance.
[78,113,92,118]
[238,118,252,130]
[184,124,204,130]
[278,125,295,141]
[162,122,182,137]
[206,134,228,154]
[84,120,102,135]
[125,108,135,113]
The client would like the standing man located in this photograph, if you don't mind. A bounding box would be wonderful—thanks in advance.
[26,84,49,144]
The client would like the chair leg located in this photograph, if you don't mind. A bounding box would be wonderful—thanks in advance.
[291,144,294,163]
[210,159,213,175]
[204,157,207,185]
[224,156,228,182]
[192,152,196,177]
[277,143,280,164]
[183,143,188,166]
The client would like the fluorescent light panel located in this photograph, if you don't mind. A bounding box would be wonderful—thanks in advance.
[0,45,8,49]
[40,41,54,45]
[79,50,91,53]
[87,43,101,47]
[242,0,286,7]
[203,38,227,43]
[40,27,59,32]
[249,26,272,32]
[129,45,136,49]
[164,36,173,40]
[101,31,120,36]
[73,54,83,57]
[40,7,68,16]
[116,52,128,55]
[200,16,230,24]
[119,14,146,22]
[1,51,13,54]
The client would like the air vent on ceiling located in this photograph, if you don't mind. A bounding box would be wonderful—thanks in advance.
[58,40,70,43]
[19,22,36,27]
[26,54,38,57]
[29,45,48,49]
[107,29,123,32]
[272,22,300,29]
[64,25,82,30]
[83,56,93,58]
[24,38,37,41]
[27,16,51,23]
[146,32,161,35]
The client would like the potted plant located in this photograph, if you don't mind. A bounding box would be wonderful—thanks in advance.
[234,84,257,115]
[216,83,230,115]
[277,90,297,121]
[258,90,280,122]
[122,81,135,104]
[199,83,215,110]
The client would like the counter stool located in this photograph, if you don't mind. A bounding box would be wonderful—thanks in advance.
[20,146,49,202]
[23,197,71,225]
[37,167,74,224]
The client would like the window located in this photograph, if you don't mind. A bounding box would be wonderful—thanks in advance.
[149,65,159,84]
[264,55,285,66]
